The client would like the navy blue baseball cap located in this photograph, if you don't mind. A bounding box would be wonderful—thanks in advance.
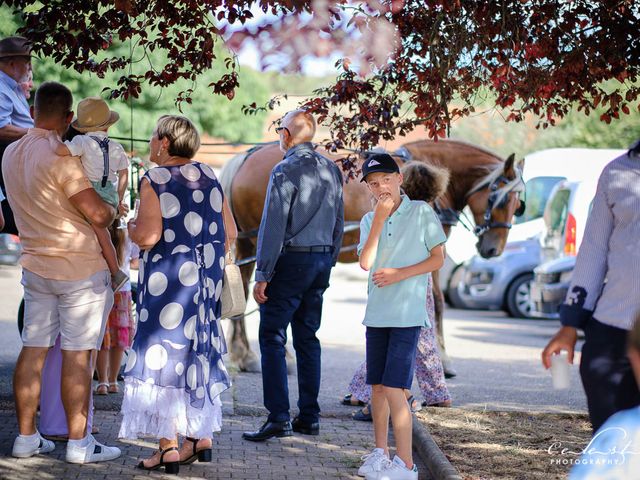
[360,153,400,182]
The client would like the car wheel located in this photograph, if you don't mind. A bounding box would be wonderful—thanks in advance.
[505,273,535,319]
[446,265,468,309]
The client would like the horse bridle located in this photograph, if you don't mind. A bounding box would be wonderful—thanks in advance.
[470,175,517,236]
[466,173,525,238]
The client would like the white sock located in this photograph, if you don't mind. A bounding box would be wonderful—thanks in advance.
[393,455,409,469]
[18,431,39,443]
[68,435,90,448]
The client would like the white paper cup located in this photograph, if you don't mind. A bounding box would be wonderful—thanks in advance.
[550,351,571,389]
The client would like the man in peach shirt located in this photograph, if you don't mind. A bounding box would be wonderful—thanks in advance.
[2,82,121,463]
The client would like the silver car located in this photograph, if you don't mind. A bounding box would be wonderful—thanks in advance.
[451,238,541,318]
[0,233,21,265]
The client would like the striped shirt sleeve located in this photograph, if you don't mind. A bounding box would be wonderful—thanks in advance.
[559,168,613,329]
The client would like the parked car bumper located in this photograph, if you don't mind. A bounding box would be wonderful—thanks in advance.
[455,239,541,311]
[456,266,503,310]
[530,282,568,318]
[530,256,576,319]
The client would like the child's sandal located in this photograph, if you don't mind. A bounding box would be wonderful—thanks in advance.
[95,383,109,395]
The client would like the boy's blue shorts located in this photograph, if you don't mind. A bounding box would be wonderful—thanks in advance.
[365,326,421,389]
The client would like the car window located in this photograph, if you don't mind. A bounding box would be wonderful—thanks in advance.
[545,187,571,234]
[514,176,565,224]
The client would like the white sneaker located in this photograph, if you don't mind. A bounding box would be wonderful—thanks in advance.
[65,434,121,464]
[12,432,55,458]
[358,448,389,477]
[365,455,419,480]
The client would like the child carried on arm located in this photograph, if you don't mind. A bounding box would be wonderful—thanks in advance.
[50,96,130,291]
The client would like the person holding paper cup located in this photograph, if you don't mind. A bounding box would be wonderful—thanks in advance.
[542,140,640,433]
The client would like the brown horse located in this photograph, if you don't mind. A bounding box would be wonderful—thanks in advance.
[221,139,524,372]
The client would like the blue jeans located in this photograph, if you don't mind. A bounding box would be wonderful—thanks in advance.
[259,251,332,424]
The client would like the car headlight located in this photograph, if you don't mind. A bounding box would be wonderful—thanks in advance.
[466,270,494,285]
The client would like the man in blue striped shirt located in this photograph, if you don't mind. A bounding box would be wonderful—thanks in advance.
[0,36,34,235]
[542,141,640,432]
[243,110,344,442]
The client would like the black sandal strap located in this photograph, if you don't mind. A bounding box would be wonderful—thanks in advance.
[185,437,199,456]
[160,446,179,463]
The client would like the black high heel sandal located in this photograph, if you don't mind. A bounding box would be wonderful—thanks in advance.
[180,437,212,465]
[137,446,180,474]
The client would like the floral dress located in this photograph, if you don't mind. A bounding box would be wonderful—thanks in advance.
[119,162,231,440]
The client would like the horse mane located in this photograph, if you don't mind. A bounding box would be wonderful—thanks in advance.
[466,158,524,205]
[401,162,450,203]
[403,138,505,165]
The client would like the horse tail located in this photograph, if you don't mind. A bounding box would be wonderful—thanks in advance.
[401,162,450,203]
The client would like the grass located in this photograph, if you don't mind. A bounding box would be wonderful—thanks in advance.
[416,408,592,480]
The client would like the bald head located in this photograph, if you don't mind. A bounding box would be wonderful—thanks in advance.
[279,110,316,152]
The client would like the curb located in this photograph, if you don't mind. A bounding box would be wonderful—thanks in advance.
[413,413,462,480]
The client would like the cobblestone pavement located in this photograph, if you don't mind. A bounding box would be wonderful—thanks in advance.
[0,409,428,480]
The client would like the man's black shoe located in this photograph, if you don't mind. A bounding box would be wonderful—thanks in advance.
[242,420,292,442]
[292,416,319,435]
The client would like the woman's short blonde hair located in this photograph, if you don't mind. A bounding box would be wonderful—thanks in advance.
[155,115,200,159]
[630,313,640,352]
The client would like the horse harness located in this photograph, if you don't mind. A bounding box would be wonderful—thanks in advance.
[463,173,524,237]
[393,147,524,239]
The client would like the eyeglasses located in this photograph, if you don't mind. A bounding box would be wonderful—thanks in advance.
[275,126,290,136]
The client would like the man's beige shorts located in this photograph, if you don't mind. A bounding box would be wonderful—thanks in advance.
[21,269,114,351]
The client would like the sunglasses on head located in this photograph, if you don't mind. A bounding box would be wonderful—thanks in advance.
[275,126,290,136]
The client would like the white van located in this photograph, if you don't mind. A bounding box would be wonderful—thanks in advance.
[442,148,625,292]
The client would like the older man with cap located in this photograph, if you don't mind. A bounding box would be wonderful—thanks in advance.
[0,35,33,234]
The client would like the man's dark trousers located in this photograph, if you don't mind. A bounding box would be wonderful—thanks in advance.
[259,250,332,424]
[580,317,640,432]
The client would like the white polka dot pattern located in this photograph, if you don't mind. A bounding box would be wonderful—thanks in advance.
[159,302,184,330]
[147,272,168,296]
[180,164,201,182]
[159,192,181,218]
[184,212,203,236]
[178,261,199,287]
[148,167,171,184]
[145,344,168,370]
[210,187,222,212]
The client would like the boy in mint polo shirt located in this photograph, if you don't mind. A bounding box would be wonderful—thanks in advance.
[357,153,446,480]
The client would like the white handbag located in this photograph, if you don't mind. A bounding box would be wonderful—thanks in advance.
[220,252,246,319]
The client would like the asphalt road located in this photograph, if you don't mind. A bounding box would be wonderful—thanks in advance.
[0,262,587,414]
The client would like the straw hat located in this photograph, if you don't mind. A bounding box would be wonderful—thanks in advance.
[72,97,120,133]
[0,36,31,59]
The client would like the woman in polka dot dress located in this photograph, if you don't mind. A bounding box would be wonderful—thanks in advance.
[119,116,237,474]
